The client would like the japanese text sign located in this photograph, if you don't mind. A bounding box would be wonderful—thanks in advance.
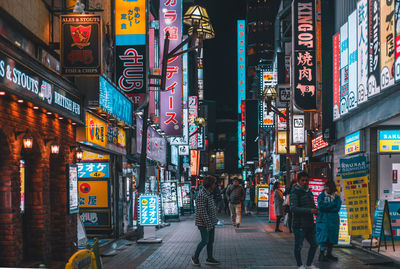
[77,162,110,179]
[338,205,351,245]
[311,134,328,152]
[115,0,146,46]
[238,20,246,168]
[395,3,400,83]
[340,22,349,115]
[292,114,305,144]
[358,0,369,104]
[68,164,79,214]
[160,0,183,136]
[86,113,108,147]
[78,180,109,208]
[333,32,341,118]
[380,0,395,90]
[276,131,297,154]
[292,0,316,111]
[340,156,372,237]
[348,11,358,111]
[369,0,381,96]
[82,151,109,162]
[60,15,102,75]
[345,131,361,155]
[139,195,160,225]
[188,96,198,149]
[99,76,133,126]
[379,130,400,152]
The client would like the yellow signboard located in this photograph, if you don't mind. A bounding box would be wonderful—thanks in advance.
[118,127,126,148]
[78,180,109,208]
[82,151,110,162]
[276,131,296,154]
[338,205,351,245]
[115,0,146,42]
[86,113,108,147]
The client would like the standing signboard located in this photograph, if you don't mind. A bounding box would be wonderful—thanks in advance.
[256,184,269,208]
[68,164,79,214]
[160,0,183,136]
[138,195,160,225]
[115,0,147,101]
[358,0,369,104]
[292,0,317,111]
[160,182,179,218]
[340,156,372,236]
[388,202,400,240]
[369,0,381,96]
[60,15,102,76]
[371,200,395,252]
[380,0,395,90]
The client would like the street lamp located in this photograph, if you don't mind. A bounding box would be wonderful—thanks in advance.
[261,85,292,185]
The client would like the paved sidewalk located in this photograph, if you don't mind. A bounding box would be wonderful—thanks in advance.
[103,213,398,269]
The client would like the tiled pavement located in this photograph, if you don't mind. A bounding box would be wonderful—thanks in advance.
[103,213,399,269]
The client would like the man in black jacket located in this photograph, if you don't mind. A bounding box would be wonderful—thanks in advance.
[226,178,245,228]
[290,171,319,269]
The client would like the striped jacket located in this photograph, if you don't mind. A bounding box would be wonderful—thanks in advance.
[195,186,218,231]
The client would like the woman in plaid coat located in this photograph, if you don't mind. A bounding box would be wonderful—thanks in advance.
[191,176,220,266]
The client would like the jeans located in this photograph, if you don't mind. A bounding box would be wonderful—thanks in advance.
[229,203,242,225]
[275,215,282,231]
[194,227,215,259]
[293,228,318,266]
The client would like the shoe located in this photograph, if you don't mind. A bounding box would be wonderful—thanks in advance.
[205,258,220,265]
[326,253,338,261]
[275,229,283,232]
[307,265,319,269]
[236,224,240,228]
[318,252,328,262]
[298,266,306,269]
[191,256,200,266]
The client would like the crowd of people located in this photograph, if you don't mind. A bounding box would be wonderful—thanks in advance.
[191,172,342,269]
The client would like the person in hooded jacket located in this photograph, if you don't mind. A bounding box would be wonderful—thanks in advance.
[316,180,341,262]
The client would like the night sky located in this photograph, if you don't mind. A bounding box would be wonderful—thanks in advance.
[202,0,246,120]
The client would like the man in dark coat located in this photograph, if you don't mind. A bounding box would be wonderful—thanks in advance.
[226,178,245,228]
[290,171,319,269]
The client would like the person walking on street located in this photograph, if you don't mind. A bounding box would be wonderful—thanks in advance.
[191,176,220,266]
[273,181,284,232]
[226,178,245,228]
[290,171,319,269]
[316,180,341,262]
[284,180,297,233]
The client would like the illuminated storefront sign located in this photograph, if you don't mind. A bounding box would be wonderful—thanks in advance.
[188,96,199,150]
[77,162,110,179]
[292,0,316,111]
[311,135,329,152]
[68,164,79,214]
[115,0,146,45]
[160,0,183,135]
[340,22,349,115]
[216,152,224,170]
[369,0,381,96]
[259,69,276,128]
[99,76,133,126]
[60,14,101,75]
[82,151,109,162]
[190,150,200,176]
[86,113,107,147]
[276,131,297,154]
[345,131,361,155]
[292,114,305,144]
[20,160,25,213]
[78,180,109,208]
[380,0,395,90]
[379,130,400,152]
[348,11,358,110]
[358,0,369,104]
[138,195,160,225]
[333,32,341,120]
[238,20,246,167]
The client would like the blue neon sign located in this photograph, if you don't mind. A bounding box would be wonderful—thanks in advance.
[238,20,246,168]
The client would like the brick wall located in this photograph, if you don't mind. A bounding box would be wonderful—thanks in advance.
[0,96,77,267]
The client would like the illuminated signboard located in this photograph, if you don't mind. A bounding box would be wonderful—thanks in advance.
[277,131,297,154]
[216,152,224,170]
[345,131,361,155]
[238,19,246,167]
[259,69,275,128]
[20,160,25,213]
[292,0,316,111]
[171,145,178,166]
[86,113,107,148]
[379,130,400,152]
[160,0,183,136]
[348,11,358,111]
[380,0,395,90]
[311,135,329,152]
[369,0,381,97]
[115,0,147,97]
[188,96,199,150]
[333,32,341,120]
[358,0,369,104]
[190,150,200,176]
[340,22,349,115]
[292,114,305,144]
[78,180,109,208]
[60,14,102,75]
[68,164,79,214]
[77,162,110,179]
[138,195,160,225]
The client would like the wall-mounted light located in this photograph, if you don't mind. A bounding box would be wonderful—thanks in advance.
[51,144,60,154]
[17,99,24,103]
[0,91,5,95]
[23,135,33,149]
[76,146,83,161]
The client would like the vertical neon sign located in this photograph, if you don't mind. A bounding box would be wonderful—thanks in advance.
[238,20,246,168]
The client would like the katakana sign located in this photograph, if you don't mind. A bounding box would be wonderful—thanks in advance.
[160,0,183,135]
[138,195,160,226]
[292,0,316,111]
[77,162,109,179]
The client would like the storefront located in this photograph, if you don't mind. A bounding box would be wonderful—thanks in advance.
[76,76,133,238]
[0,35,83,266]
